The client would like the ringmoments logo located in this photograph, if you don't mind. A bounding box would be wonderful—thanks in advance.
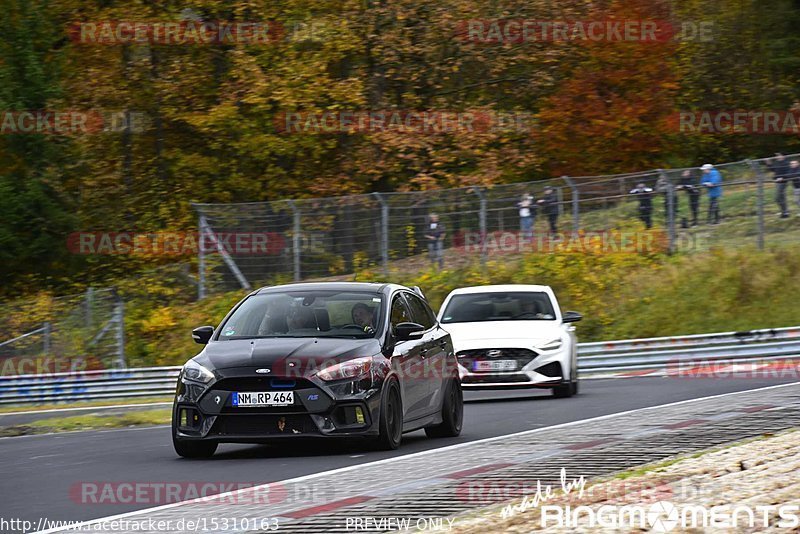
[537,501,800,531]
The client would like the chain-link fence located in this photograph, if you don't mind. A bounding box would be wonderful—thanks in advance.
[193,152,800,297]
[0,288,125,376]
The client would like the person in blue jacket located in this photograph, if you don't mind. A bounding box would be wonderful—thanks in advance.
[700,163,722,224]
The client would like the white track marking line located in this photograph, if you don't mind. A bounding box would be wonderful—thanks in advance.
[34,380,800,533]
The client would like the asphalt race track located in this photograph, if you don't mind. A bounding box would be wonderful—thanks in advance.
[2,376,797,530]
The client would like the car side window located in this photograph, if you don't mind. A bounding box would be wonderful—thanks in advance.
[404,293,435,330]
[390,295,411,328]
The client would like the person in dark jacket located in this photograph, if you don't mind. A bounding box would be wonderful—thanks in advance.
[766,154,790,218]
[786,159,800,215]
[537,187,559,236]
[677,169,700,227]
[630,183,654,229]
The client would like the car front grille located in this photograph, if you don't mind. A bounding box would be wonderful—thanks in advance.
[209,414,317,436]
[462,373,532,384]
[457,348,539,372]
[212,376,316,392]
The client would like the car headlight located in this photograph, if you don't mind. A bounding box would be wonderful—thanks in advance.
[537,338,563,351]
[316,357,373,382]
[182,360,215,383]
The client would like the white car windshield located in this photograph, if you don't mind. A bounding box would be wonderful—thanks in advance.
[441,292,556,323]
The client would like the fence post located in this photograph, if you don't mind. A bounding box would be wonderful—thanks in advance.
[288,201,302,282]
[371,193,389,276]
[660,170,676,254]
[43,321,51,355]
[197,212,206,300]
[85,287,94,328]
[561,176,579,233]
[114,297,126,369]
[471,187,488,266]
[747,159,765,250]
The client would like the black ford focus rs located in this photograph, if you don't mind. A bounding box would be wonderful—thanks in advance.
[173,282,463,457]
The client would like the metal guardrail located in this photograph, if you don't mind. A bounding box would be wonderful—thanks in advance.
[0,367,181,406]
[1,327,799,405]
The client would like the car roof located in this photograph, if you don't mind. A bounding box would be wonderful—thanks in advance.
[255,281,402,295]
[446,284,553,295]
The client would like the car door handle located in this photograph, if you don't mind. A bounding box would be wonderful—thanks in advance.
[438,339,448,348]
[419,348,429,357]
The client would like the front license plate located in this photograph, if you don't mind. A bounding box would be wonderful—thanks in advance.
[232,391,294,407]
[474,360,517,372]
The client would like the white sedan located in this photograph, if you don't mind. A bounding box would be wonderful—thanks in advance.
[437,285,582,397]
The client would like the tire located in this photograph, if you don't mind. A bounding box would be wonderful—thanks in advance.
[173,435,218,458]
[553,378,578,399]
[552,383,573,398]
[425,377,463,438]
[553,364,578,398]
[172,412,218,458]
[374,380,403,450]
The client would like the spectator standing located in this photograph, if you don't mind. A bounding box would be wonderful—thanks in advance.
[537,187,559,237]
[630,183,654,229]
[517,193,535,242]
[786,159,800,215]
[424,213,445,269]
[677,169,700,227]
[766,154,790,218]
[700,163,722,224]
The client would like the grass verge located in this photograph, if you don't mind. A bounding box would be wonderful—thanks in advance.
[0,408,171,437]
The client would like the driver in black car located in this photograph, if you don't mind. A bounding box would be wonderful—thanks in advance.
[351,302,375,332]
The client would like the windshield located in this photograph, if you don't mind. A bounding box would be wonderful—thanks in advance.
[217,290,384,340]
[440,292,556,323]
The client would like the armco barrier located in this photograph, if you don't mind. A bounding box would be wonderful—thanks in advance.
[1,326,799,405]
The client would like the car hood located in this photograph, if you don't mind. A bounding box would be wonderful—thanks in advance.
[196,337,382,376]
[440,321,563,347]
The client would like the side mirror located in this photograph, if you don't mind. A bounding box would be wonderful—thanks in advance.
[192,325,215,345]
[562,311,583,324]
[394,322,425,341]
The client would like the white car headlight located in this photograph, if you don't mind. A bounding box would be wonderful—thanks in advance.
[537,338,563,351]
[183,360,215,383]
